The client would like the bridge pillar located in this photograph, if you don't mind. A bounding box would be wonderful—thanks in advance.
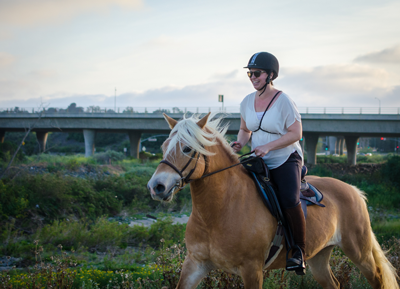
[36,132,48,152]
[329,136,337,155]
[128,131,142,158]
[336,137,344,155]
[0,130,5,143]
[83,129,96,157]
[304,133,319,165]
[344,136,359,165]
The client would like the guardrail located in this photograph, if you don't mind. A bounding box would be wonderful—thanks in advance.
[0,106,399,115]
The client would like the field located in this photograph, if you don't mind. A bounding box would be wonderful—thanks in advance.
[0,150,399,288]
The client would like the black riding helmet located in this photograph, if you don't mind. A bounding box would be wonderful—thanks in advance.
[244,52,279,80]
[244,52,279,96]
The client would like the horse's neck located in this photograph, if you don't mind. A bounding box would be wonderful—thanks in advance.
[189,144,246,224]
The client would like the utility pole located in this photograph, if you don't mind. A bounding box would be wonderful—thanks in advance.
[114,87,117,112]
[375,97,381,114]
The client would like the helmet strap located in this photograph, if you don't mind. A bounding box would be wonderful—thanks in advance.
[257,73,271,97]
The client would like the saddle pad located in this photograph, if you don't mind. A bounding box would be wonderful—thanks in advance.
[300,184,325,207]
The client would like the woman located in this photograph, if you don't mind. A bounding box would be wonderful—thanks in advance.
[232,52,306,273]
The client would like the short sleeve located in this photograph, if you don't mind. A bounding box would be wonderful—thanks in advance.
[282,95,301,129]
[240,95,249,121]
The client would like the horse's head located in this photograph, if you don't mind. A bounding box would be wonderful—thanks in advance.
[147,112,229,202]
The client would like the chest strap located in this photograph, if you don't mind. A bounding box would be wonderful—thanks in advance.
[253,91,281,134]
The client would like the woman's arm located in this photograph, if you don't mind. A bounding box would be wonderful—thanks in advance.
[253,120,302,157]
[232,116,252,153]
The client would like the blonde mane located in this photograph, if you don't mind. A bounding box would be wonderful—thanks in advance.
[165,113,232,158]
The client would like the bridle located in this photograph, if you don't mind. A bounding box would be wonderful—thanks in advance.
[159,147,256,191]
[159,150,205,190]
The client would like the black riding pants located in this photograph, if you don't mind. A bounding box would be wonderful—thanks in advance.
[268,151,302,209]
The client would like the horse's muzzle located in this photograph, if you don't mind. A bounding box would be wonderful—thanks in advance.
[147,172,180,202]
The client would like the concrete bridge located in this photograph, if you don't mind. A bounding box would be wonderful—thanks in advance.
[0,112,399,164]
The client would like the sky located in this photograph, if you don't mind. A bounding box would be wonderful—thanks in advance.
[0,0,399,111]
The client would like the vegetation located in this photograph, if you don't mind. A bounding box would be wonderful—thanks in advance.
[0,153,399,288]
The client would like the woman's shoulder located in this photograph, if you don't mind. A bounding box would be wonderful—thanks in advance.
[277,91,297,106]
[240,91,256,106]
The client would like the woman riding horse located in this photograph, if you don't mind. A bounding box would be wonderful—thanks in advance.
[232,52,305,273]
[148,112,398,289]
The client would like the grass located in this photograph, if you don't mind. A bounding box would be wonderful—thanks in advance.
[2,236,399,288]
[1,152,400,288]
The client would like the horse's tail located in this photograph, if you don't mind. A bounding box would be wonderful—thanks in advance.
[370,232,399,289]
[352,186,399,288]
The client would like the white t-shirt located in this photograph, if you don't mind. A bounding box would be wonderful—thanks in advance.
[240,91,303,169]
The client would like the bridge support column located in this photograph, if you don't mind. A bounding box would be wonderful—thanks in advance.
[36,132,48,153]
[336,137,344,155]
[128,131,142,158]
[0,130,5,143]
[304,133,319,165]
[329,136,337,155]
[83,129,96,157]
[344,136,359,165]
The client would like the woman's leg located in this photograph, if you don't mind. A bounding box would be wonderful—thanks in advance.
[269,151,306,274]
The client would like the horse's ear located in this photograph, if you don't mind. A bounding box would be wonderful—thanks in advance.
[163,113,178,129]
[196,112,211,129]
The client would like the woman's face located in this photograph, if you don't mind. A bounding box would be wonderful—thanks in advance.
[249,68,268,90]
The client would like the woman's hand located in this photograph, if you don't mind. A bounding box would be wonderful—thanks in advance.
[254,144,270,158]
[231,141,242,153]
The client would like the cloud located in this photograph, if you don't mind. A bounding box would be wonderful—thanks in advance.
[354,45,400,64]
[0,79,251,109]
[276,63,400,107]
[0,79,40,101]
[28,69,57,78]
[281,63,389,93]
[0,0,143,26]
[0,52,15,67]
[1,63,399,109]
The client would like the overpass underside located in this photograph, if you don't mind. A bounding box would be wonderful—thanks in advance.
[0,113,399,165]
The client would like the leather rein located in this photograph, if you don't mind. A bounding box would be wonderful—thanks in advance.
[159,148,256,190]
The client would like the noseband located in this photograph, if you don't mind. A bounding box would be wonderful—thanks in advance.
[160,151,205,189]
[159,148,255,191]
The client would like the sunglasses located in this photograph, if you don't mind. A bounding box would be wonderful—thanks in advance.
[247,70,266,78]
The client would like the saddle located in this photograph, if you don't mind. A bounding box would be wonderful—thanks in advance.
[241,156,325,267]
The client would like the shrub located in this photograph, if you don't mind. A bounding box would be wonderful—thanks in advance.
[0,141,24,163]
[93,150,126,164]
[382,155,400,186]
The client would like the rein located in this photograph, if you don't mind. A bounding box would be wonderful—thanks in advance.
[159,149,257,190]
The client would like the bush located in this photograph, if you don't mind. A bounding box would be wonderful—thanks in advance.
[93,150,126,164]
[382,155,400,186]
[0,141,24,164]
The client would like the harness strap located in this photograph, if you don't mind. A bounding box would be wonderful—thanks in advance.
[265,223,285,265]
[197,151,255,180]
[160,159,183,178]
[253,91,281,134]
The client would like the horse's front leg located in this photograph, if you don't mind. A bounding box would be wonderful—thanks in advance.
[240,263,264,289]
[176,255,210,289]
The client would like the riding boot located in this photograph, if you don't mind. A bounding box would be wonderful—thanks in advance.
[283,203,306,275]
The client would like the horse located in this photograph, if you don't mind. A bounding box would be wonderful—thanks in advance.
[147,112,399,289]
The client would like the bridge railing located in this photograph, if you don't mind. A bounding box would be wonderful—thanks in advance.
[0,106,399,115]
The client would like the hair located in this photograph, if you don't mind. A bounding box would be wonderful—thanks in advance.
[164,113,229,158]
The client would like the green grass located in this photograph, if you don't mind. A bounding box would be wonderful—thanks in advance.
[372,219,400,242]
[1,152,400,288]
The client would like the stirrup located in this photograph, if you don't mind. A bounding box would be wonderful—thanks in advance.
[286,246,306,275]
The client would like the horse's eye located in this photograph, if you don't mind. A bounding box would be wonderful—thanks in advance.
[183,146,192,153]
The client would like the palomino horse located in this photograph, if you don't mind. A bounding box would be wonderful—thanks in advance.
[147,113,399,289]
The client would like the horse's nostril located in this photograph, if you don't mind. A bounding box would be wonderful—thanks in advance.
[155,184,166,195]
